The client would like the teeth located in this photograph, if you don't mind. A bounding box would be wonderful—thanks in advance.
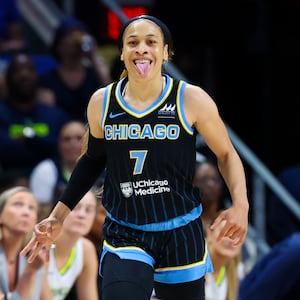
[135,60,149,64]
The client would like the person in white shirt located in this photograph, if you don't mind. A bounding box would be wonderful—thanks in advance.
[30,120,86,219]
[48,190,99,300]
[0,186,52,300]
[205,219,245,300]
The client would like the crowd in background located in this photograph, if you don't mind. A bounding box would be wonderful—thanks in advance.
[1,0,300,299]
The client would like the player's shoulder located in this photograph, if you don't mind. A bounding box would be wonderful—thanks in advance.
[184,82,210,98]
[90,86,106,102]
[90,80,119,103]
[183,82,215,109]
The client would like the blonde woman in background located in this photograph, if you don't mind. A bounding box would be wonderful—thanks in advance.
[47,190,99,300]
[205,219,245,300]
[0,186,52,300]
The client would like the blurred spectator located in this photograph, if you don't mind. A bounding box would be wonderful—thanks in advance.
[193,160,243,299]
[205,218,245,300]
[0,186,52,300]
[0,0,27,55]
[85,185,106,249]
[48,190,99,300]
[38,17,112,121]
[110,54,123,81]
[193,159,257,275]
[238,232,300,300]
[30,120,86,208]
[66,186,106,300]
[0,59,6,102]
[0,53,70,175]
[0,80,5,99]
[0,169,29,193]
[267,164,300,246]
[193,159,229,229]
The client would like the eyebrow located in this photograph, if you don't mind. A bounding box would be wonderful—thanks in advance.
[127,33,158,39]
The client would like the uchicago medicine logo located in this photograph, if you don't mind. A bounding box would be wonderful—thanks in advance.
[120,179,170,198]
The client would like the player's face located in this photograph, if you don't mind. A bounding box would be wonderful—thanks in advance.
[121,19,168,78]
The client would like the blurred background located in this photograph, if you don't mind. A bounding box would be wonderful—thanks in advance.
[21,0,299,174]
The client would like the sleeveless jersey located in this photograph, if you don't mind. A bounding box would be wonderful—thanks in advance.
[101,73,202,225]
[48,239,84,300]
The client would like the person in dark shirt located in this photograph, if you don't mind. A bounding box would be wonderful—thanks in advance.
[0,53,70,175]
[0,0,27,55]
[267,165,300,246]
[38,17,111,122]
[238,232,300,300]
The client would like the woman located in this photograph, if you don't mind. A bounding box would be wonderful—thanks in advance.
[29,120,86,219]
[193,159,229,230]
[21,15,249,300]
[48,190,99,300]
[205,219,244,300]
[0,186,51,300]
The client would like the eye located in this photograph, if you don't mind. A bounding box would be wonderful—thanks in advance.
[13,201,23,207]
[29,204,37,212]
[127,40,137,47]
[198,177,222,184]
[85,205,96,214]
[148,39,157,45]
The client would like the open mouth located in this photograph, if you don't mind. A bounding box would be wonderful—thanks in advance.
[134,59,152,75]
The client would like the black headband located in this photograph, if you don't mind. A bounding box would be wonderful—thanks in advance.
[118,15,173,57]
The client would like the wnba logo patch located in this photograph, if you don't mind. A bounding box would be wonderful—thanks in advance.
[120,182,133,198]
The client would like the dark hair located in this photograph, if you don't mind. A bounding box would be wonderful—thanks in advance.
[118,15,174,59]
[51,17,89,61]
[194,158,230,211]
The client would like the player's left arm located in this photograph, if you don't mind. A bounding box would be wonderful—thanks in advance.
[184,84,249,245]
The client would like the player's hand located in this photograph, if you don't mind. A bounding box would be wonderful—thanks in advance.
[20,217,63,263]
[210,205,248,246]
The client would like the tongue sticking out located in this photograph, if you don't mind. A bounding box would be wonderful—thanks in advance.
[136,62,150,75]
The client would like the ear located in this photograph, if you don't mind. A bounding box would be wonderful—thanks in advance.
[120,53,124,61]
[163,45,169,62]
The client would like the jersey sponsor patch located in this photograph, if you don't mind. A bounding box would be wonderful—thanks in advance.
[120,179,170,198]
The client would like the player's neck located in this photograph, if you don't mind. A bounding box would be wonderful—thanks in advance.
[124,75,165,110]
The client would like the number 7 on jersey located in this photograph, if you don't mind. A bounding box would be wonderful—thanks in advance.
[130,150,148,175]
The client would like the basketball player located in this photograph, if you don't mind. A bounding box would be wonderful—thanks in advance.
[21,15,249,300]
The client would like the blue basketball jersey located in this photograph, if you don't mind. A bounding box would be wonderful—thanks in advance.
[101,74,202,225]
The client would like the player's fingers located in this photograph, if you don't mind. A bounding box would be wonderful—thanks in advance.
[20,235,37,257]
[27,242,44,263]
[232,236,242,246]
[210,214,225,231]
[216,222,233,241]
[225,227,239,238]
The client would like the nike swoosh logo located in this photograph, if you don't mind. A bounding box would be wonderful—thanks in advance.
[109,112,126,119]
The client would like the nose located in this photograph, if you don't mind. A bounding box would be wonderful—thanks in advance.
[136,41,148,54]
[21,206,35,218]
